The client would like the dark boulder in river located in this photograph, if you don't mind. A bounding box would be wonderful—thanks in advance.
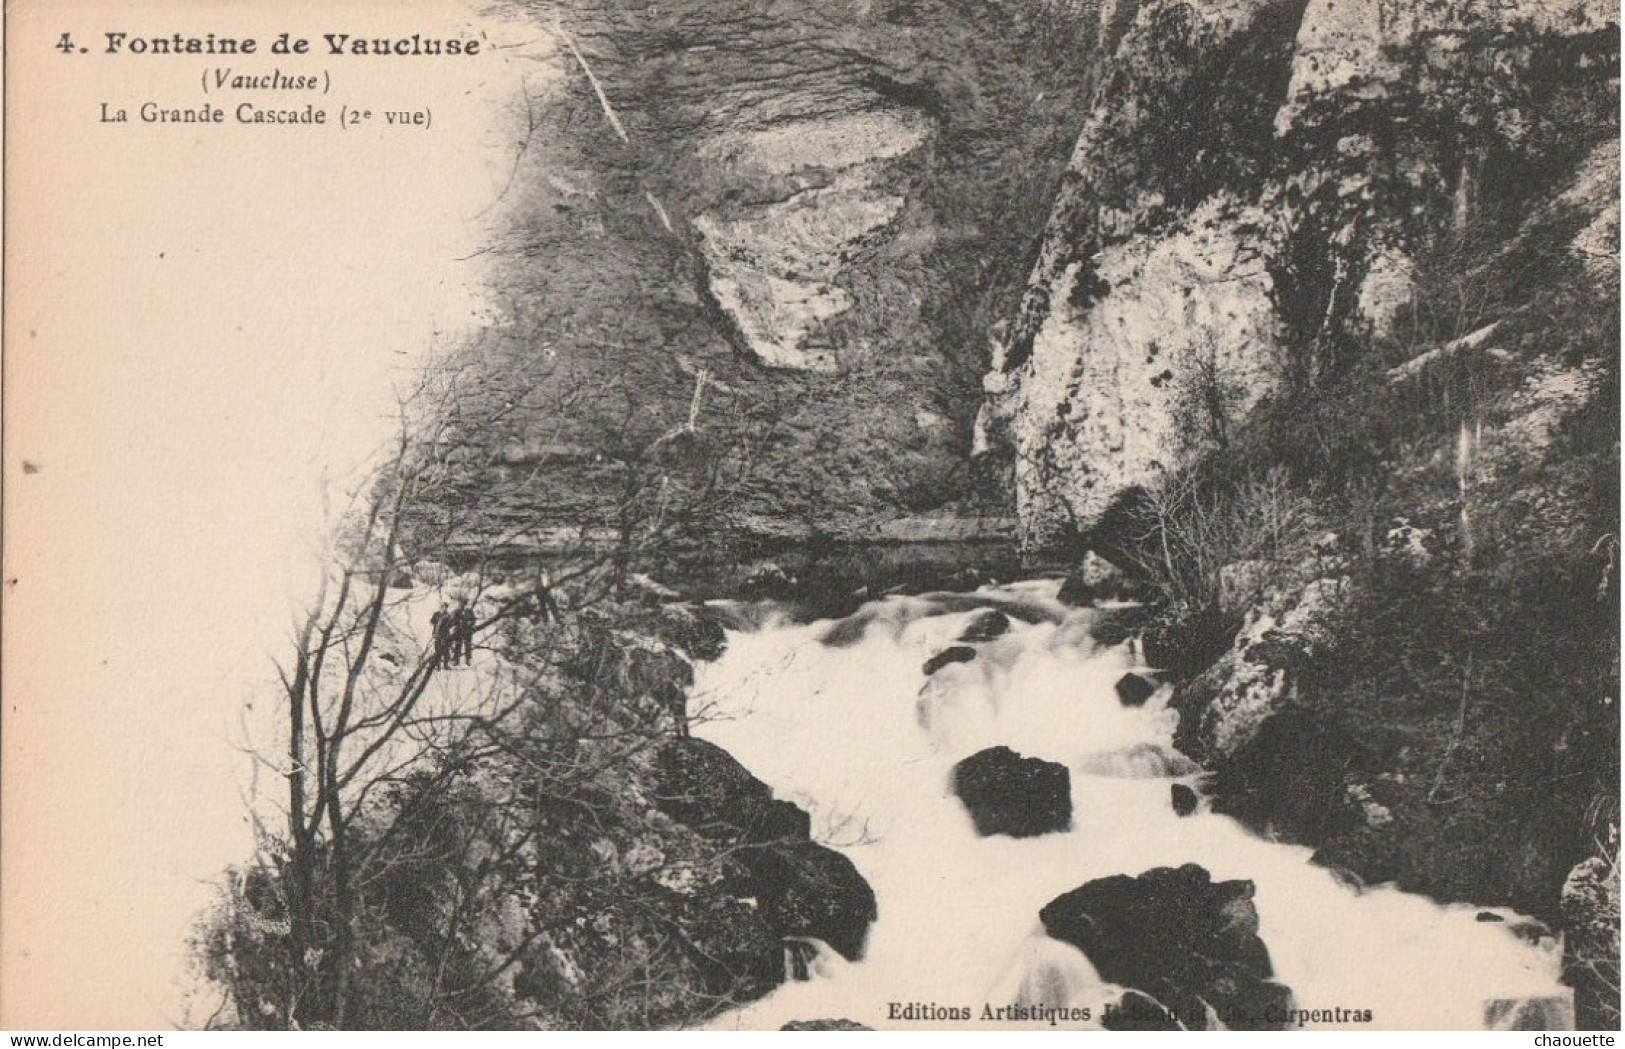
[952,746,1071,837]
[1103,989,1184,1030]
[1171,783,1199,817]
[1115,672,1158,707]
[958,608,1011,643]
[1040,864,1294,1030]
[1057,552,1129,606]
[655,738,878,960]
[1087,602,1153,647]
[656,738,810,844]
[922,645,977,676]
[752,843,878,962]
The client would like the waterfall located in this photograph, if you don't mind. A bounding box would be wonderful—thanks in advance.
[692,581,1571,1031]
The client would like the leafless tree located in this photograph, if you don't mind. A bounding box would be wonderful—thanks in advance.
[1116,464,1301,613]
[196,308,811,1026]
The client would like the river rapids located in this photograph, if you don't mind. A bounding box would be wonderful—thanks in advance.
[691,580,1569,1031]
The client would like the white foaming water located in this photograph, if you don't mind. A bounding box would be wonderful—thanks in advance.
[692,582,1568,1031]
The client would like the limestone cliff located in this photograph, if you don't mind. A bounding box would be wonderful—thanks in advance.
[980,0,1617,553]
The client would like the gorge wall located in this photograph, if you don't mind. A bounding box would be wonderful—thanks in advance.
[978,0,1617,553]
[445,0,1615,572]
[959,0,1617,1025]
[428,0,1109,556]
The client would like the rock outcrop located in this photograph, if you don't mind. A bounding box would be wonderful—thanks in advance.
[1561,855,1621,1030]
[656,738,878,961]
[1039,864,1293,1030]
[430,0,1111,550]
[981,0,1306,553]
[690,111,930,373]
[656,738,812,843]
[1150,115,1615,931]
[750,842,878,962]
[1174,572,1351,761]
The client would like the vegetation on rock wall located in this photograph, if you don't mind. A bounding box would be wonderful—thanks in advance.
[1108,135,1618,1021]
[196,368,874,1030]
[984,0,1620,1021]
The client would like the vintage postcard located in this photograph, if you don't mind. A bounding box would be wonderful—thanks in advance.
[3,0,1619,1034]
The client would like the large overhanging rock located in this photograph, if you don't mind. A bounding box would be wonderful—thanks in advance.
[995,197,1284,550]
[693,110,929,371]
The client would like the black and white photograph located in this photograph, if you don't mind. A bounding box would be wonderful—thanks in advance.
[3,0,1620,1034]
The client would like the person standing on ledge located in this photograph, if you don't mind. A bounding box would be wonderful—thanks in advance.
[430,601,453,670]
[454,599,476,665]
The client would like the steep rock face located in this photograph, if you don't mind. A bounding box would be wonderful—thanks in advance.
[1158,135,1621,923]
[977,0,1617,975]
[442,0,1107,548]
[987,192,1289,550]
[564,0,944,378]
[691,112,930,372]
[980,0,1617,553]
[981,0,1306,552]
[550,0,945,379]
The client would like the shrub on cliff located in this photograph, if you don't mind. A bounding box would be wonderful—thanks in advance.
[1143,157,1620,932]
[1106,462,1303,619]
[196,604,803,1030]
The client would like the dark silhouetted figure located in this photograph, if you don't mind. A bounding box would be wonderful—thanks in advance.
[454,600,475,665]
[430,602,454,670]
